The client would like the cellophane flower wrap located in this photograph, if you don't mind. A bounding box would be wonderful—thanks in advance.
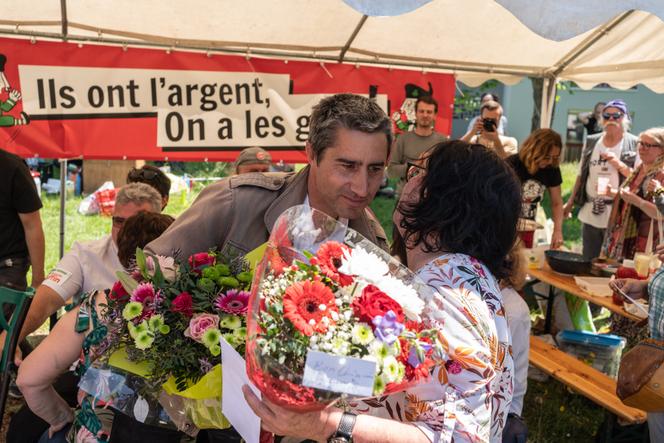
[246,205,444,411]
[92,248,252,430]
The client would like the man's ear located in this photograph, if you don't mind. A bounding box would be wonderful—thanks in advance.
[305,142,315,165]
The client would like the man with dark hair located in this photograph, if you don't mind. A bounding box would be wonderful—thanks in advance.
[387,95,447,196]
[127,164,171,210]
[461,100,517,158]
[147,93,389,261]
[146,93,389,442]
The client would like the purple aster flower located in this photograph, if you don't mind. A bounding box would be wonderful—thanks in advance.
[372,310,404,346]
[214,289,250,315]
[408,342,432,368]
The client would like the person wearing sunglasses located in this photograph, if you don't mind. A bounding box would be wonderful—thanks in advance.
[564,99,638,261]
[127,165,171,210]
[602,128,664,261]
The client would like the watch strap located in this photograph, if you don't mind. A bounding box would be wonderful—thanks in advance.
[331,412,357,441]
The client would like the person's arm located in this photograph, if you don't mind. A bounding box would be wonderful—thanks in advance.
[601,151,632,178]
[461,118,483,143]
[564,172,583,218]
[18,210,45,287]
[20,285,66,344]
[549,186,564,249]
[386,136,407,181]
[16,301,86,436]
[242,387,430,443]
[618,189,659,219]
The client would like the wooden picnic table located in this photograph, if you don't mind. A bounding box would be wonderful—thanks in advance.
[526,265,643,331]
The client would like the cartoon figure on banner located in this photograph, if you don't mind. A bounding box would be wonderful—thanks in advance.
[391,82,433,134]
[0,54,30,128]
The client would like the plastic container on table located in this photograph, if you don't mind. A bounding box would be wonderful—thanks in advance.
[556,330,626,378]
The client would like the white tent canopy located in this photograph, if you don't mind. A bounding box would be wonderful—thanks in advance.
[3,0,664,127]
[3,0,664,91]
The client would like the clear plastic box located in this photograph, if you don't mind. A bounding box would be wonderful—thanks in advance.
[556,330,626,378]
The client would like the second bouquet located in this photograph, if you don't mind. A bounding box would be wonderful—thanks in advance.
[247,205,445,411]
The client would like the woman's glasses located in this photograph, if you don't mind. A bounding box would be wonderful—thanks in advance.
[638,141,663,150]
[602,112,623,120]
[406,162,426,181]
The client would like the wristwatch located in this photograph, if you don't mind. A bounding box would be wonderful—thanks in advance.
[327,412,357,443]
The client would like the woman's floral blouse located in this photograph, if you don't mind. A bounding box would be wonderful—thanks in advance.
[347,253,513,443]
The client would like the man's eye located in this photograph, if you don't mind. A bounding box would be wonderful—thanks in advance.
[369,166,384,174]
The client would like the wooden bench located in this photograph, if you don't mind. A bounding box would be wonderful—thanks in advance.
[529,335,647,424]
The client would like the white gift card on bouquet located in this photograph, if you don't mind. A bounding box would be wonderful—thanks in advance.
[221,336,261,443]
[302,350,376,396]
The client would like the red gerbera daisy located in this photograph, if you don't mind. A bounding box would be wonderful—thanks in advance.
[316,241,353,286]
[283,280,338,336]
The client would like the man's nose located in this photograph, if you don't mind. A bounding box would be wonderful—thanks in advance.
[350,170,369,197]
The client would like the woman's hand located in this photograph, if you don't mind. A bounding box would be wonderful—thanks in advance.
[242,385,341,441]
[550,230,564,250]
[48,409,74,438]
[609,278,649,302]
[619,188,642,207]
[647,179,662,195]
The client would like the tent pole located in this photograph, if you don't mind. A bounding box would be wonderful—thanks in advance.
[539,77,558,129]
[51,159,66,330]
[59,159,66,259]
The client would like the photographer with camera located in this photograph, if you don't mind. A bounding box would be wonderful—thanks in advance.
[461,100,517,159]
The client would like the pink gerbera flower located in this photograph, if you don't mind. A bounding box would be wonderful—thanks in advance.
[131,282,156,305]
[214,289,250,315]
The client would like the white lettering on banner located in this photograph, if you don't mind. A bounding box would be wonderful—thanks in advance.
[17,65,388,148]
[302,350,376,396]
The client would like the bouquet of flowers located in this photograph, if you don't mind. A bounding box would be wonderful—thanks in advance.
[88,248,252,430]
[246,205,445,411]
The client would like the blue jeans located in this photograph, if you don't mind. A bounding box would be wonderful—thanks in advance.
[37,424,71,443]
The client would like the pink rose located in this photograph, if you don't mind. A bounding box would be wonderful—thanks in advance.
[184,313,220,342]
[188,252,216,274]
[171,291,194,317]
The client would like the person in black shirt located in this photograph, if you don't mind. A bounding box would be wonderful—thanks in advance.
[506,129,564,248]
[579,102,605,137]
[0,148,44,291]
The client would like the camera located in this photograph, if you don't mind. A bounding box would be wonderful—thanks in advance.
[482,118,497,132]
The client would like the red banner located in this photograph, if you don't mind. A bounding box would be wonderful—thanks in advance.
[0,37,454,162]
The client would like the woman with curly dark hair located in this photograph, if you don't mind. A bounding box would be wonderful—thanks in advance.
[393,139,521,441]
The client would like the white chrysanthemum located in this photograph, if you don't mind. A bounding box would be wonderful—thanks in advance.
[338,247,389,283]
[375,275,424,322]
[371,341,395,361]
[351,323,375,346]
[381,356,401,383]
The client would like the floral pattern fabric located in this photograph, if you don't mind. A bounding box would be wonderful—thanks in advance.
[347,253,513,443]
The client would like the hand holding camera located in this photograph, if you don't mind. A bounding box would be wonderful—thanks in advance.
[482,118,497,132]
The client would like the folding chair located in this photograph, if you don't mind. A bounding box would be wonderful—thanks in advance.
[0,285,34,432]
